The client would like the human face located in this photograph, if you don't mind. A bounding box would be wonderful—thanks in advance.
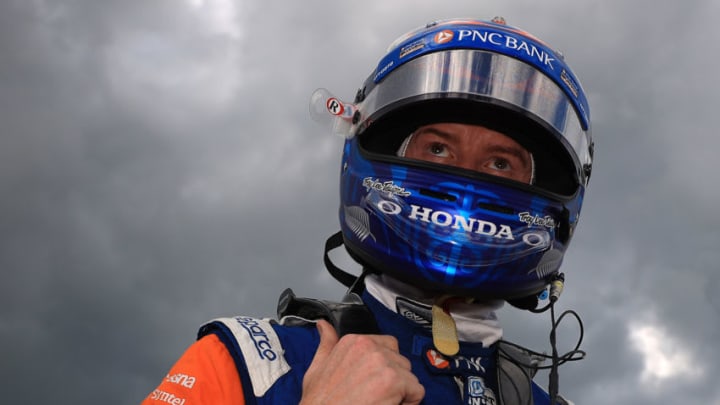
[403,123,533,183]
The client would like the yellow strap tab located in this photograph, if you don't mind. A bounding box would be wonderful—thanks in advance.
[431,297,459,356]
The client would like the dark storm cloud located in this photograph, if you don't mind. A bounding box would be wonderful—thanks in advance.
[1,1,718,404]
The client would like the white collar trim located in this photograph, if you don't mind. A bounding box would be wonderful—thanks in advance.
[365,274,504,347]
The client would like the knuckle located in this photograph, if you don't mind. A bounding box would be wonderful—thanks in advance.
[372,367,411,390]
[347,334,379,350]
[366,350,390,365]
[377,367,401,380]
[379,335,399,348]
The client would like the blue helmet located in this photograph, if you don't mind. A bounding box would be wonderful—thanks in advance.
[326,18,593,300]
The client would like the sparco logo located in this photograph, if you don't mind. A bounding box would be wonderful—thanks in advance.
[237,317,278,361]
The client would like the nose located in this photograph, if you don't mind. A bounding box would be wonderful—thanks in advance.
[453,154,481,172]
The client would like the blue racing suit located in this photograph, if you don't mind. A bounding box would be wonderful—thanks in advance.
[199,286,571,405]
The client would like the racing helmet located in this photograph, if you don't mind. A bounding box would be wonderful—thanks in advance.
[324,18,593,300]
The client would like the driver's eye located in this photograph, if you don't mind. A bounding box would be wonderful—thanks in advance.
[429,143,448,157]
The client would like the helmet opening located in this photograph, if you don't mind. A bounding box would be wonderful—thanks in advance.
[357,98,579,197]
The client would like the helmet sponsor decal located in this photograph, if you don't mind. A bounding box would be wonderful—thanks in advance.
[452,29,556,70]
[373,59,395,82]
[399,38,425,59]
[560,69,580,98]
[371,199,552,250]
[344,205,375,242]
[404,203,515,241]
[433,29,454,44]
[518,212,556,228]
[362,177,411,197]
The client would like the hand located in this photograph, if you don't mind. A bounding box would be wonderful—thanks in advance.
[299,320,425,405]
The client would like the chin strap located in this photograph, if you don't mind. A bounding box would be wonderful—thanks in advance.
[323,231,359,288]
[324,231,375,297]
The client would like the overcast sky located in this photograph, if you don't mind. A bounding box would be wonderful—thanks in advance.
[1,0,719,404]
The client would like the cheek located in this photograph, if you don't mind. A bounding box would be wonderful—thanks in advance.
[405,144,440,163]
[517,171,533,184]
[510,165,533,184]
[489,171,529,183]
[404,142,427,159]
[403,146,418,159]
[480,162,532,183]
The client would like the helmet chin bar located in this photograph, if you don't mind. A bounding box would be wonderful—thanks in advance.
[324,225,567,313]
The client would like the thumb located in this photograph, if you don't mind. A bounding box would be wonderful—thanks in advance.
[312,319,339,363]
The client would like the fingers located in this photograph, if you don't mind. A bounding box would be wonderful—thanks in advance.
[311,319,339,365]
[400,376,426,405]
[301,323,425,405]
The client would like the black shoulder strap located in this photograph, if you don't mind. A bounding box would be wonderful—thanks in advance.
[495,341,538,405]
[495,341,573,405]
[276,288,379,336]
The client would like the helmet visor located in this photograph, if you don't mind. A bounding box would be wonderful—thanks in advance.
[353,49,592,186]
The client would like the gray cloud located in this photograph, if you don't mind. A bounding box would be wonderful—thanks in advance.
[1,0,718,403]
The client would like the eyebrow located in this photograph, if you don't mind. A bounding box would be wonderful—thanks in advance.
[414,126,454,140]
